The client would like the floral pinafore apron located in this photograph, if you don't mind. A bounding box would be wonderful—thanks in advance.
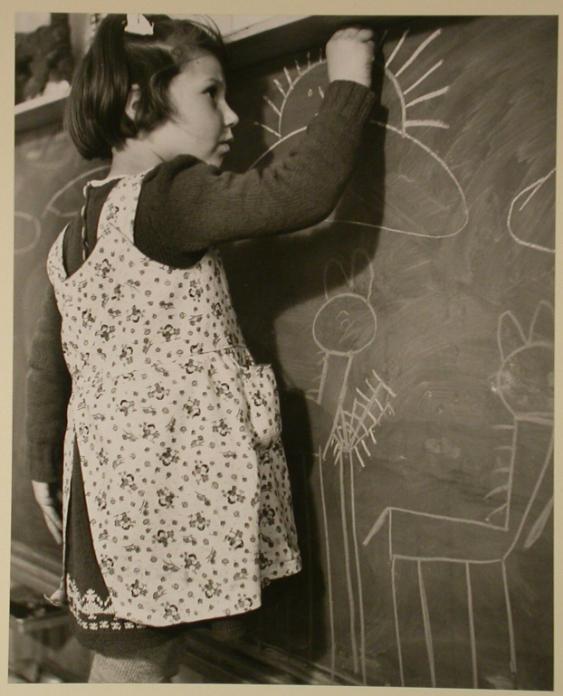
[46,173,301,626]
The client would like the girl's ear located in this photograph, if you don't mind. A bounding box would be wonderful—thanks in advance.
[125,84,141,122]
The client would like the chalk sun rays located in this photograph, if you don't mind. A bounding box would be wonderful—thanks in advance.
[384,28,450,134]
[254,48,326,139]
[255,27,451,143]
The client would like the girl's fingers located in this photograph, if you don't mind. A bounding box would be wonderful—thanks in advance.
[46,521,63,545]
[44,581,66,606]
[32,480,52,505]
[45,506,63,530]
[32,483,63,543]
[354,27,375,41]
[43,505,63,544]
[334,26,374,41]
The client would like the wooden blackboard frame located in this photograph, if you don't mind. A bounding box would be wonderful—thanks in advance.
[15,14,413,133]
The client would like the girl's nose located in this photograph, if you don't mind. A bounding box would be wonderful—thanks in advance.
[223,101,239,128]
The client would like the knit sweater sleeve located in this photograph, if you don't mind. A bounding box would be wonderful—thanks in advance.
[25,285,71,483]
[135,80,375,262]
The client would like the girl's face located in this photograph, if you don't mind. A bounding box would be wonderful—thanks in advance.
[148,51,239,167]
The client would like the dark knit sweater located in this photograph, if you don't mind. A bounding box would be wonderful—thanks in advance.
[24,80,375,653]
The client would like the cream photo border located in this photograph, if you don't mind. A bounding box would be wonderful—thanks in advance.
[1,1,561,694]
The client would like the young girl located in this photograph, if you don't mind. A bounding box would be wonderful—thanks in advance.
[26,13,375,683]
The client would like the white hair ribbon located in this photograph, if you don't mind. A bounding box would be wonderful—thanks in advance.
[124,14,154,36]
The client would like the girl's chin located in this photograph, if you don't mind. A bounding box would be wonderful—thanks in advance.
[205,154,226,169]
[210,143,231,165]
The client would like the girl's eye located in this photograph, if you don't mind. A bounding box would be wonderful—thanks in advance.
[205,87,218,99]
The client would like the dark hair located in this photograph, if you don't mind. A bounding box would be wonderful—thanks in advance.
[65,14,227,160]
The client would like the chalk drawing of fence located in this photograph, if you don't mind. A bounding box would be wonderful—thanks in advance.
[362,300,554,688]
[507,168,556,253]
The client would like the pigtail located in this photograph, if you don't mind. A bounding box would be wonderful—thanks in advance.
[90,15,136,143]
[65,15,133,159]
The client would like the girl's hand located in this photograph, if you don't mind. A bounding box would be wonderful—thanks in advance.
[31,480,63,545]
[326,27,375,88]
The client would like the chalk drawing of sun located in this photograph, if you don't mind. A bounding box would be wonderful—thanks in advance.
[252,29,469,239]
[251,49,327,146]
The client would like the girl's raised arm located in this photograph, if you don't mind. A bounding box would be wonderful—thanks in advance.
[135,28,376,258]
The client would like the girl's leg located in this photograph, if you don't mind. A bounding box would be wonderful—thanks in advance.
[88,639,181,683]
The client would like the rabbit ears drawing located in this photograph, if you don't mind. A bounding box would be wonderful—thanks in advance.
[495,300,553,422]
[497,300,553,362]
[321,249,375,303]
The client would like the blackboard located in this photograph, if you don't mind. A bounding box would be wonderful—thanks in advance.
[12,14,554,688]
[221,15,555,688]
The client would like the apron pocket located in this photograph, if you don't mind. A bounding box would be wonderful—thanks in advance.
[240,363,282,448]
